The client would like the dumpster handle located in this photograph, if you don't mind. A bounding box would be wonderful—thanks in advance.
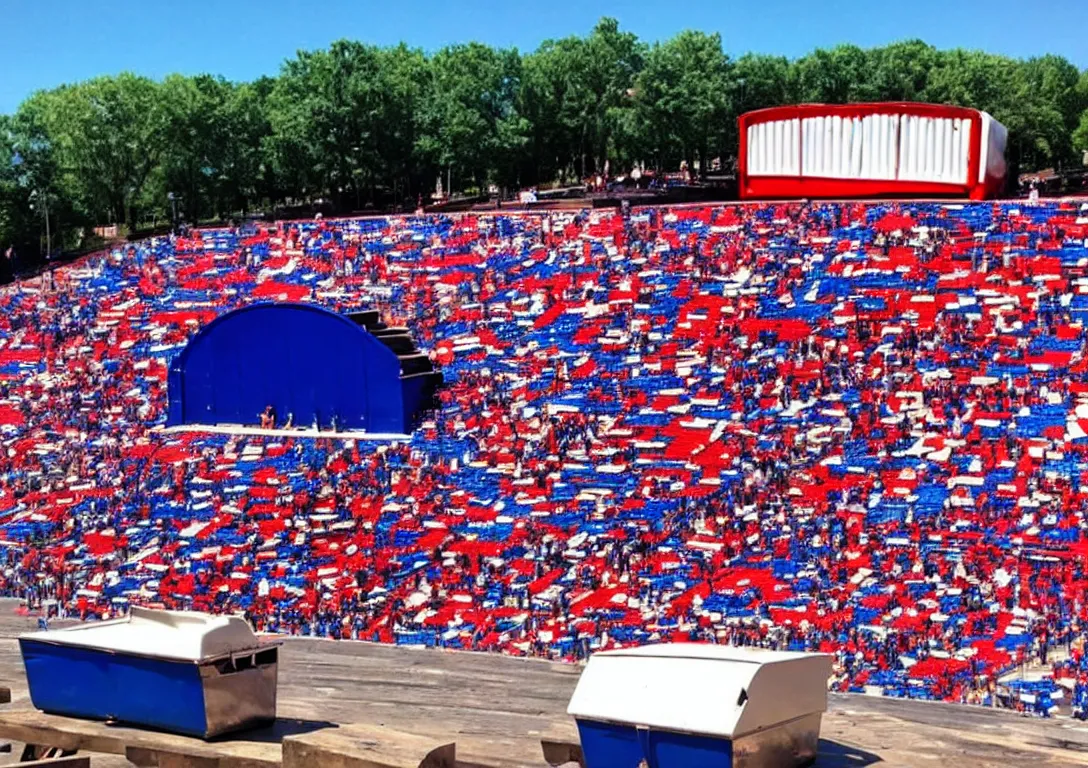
[229,651,255,670]
[635,724,655,768]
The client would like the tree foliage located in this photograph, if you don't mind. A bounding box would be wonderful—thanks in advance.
[1,19,1086,264]
[418,43,525,190]
[626,31,734,174]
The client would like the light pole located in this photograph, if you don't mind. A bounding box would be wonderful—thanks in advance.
[167,192,178,233]
[43,193,50,258]
[30,189,50,258]
[729,77,748,177]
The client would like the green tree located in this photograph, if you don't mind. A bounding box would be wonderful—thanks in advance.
[267,41,376,209]
[520,37,586,185]
[268,40,430,210]
[733,53,794,115]
[628,31,732,175]
[868,40,941,102]
[925,50,1077,173]
[1073,109,1088,158]
[0,116,37,259]
[570,18,644,177]
[3,26,1088,248]
[0,106,89,260]
[418,42,525,192]
[791,45,879,104]
[374,45,430,206]
[519,19,645,183]
[24,74,169,226]
[1013,55,1085,167]
[159,74,233,222]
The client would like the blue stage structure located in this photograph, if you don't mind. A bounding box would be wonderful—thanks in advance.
[167,303,440,434]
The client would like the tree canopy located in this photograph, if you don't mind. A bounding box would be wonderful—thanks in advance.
[1,20,1086,264]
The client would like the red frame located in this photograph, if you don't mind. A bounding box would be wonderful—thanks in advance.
[737,103,998,201]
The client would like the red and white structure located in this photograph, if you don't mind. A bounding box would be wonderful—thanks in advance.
[738,103,1008,201]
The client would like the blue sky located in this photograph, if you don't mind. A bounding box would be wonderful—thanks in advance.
[2,0,1086,113]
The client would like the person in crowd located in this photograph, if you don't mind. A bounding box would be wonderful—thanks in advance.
[0,200,1084,716]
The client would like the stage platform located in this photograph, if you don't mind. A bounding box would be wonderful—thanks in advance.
[155,424,412,442]
[0,606,1085,767]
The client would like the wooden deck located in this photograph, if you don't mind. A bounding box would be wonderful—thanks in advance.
[0,605,1086,767]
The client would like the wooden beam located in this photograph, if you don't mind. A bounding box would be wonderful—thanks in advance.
[124,746,279,768]
[12,757,90,768]
[124,748,222,768]
[0,711,126,756]
[540,739,584,768]
[0,710,280,767]
[282,725,455,768]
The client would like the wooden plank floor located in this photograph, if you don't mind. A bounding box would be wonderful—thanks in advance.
[0,603,1087,767]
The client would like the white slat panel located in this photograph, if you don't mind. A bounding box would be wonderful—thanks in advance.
[908,116,920,178]
[960,118,973,183]
[875,115,887,178]
[831,116,842,176]
[897,114,970,184]
[936,118,947,180]
[850,117,863,176]
[950,117,961,181]
[924,118,935,179]
[744,117,805,177]
[935,119,947,180]
[763,122,771,174]
[980,114,1007,185]
[899,115,911,178]
[809,117,822,176]
[911,117,923,180]
[875,115,885,177]
[978,113,991,184]
[877,115,888,178]
[776,120,783,175]
[888,115,901,179]
[763,122,773,174]
[942,119,954,181]
[750,122,759,174]
[747,125,756,175]
[801,119,812,176]
[785,119,798,175]
[760,121,769,175]
[746,118,802,177]
[912,116,923,177]
[774,120,783,174]
[785,109,982,184]
[822,116,833,176]
[951,119,961,181]
[839,117,849,176]
[907,117,922,180]
[860,116,872,178]
[779,120,787,175]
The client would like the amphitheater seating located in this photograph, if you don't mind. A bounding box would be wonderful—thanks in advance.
[2,200,1088,710]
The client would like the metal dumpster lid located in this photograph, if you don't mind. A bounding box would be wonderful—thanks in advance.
[567,644,832,739]
[20,607,277,663]
[591,644,824,663]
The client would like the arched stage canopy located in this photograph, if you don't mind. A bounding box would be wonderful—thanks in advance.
[167,303,440,434]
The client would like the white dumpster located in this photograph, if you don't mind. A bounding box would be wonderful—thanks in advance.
[567,644,832,768]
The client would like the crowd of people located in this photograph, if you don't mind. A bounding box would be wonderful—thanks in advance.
[1,200,1088,710]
